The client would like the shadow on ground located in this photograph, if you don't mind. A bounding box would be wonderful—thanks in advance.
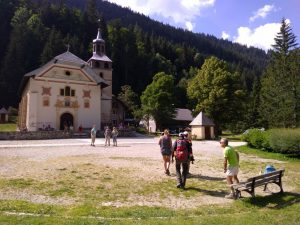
[241,192,300,208]
[184,187,227,197]
[188,174,225,181]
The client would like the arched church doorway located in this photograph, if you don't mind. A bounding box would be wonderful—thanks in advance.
[60,113,73,130]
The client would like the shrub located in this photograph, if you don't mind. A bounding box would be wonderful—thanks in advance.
[268,129,300,155]
[241,128,270,149]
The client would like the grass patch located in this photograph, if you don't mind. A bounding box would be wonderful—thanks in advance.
[237,145,300,162]
[0,195,299,224]
[0,123,17,132]
[221,131,243,141]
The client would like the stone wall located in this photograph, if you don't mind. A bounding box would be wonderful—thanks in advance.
[0,131,72,140]
[0,130,137,140]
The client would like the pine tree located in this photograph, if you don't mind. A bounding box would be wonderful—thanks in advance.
[259,18,300,128]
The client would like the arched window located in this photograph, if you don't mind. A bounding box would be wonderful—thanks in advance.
[95,61,100,68]
[99,72,103,78]
[60,86,75,97]
[65,86,71,96]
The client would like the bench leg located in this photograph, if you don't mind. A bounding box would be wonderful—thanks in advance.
[235,190,241,199]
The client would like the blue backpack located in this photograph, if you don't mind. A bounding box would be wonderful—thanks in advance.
[264,165,276,174]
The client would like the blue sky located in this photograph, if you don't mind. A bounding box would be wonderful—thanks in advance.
[105,0,300,51]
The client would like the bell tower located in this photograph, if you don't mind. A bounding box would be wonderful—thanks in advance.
[87,27,113,127]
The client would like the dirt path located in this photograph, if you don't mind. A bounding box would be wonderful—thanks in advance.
[0,137,288,209]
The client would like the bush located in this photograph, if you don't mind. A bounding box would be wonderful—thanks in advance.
[268,129,300,155]
[241,128,270,149]
[136,126,148,134]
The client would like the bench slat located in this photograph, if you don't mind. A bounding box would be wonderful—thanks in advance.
[246,169,284,181]
[231,169,284,199]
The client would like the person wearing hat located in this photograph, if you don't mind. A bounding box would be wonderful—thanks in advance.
[172,132,193,188]
[183,130,194,176]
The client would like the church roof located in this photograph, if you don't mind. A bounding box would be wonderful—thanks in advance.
[93,28,105,43]
[55,51,88,65]
[88,53,112,63]
[19,51,109,94]
[189,111,215,126]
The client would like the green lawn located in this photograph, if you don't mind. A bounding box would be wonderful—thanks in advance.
[0,194,299,224]
[0,123,17,132]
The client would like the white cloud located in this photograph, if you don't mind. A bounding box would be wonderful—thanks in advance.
[185,21,195,31]
[106,0,215,31]
[221,31,230,40]
[233,22,281,51]
[249,4,276,22]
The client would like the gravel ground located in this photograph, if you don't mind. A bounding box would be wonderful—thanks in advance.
[0,137,287,208]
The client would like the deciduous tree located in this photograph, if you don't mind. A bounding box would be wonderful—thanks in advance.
[140,72,176,131]
[187,56,246,133]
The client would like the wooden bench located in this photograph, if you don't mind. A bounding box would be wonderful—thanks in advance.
[231,169,284,199]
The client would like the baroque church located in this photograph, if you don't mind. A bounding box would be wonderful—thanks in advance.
[18,28,112,131]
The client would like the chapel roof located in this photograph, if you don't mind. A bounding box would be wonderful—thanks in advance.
[189,111,215,126]
[0,107,8,114]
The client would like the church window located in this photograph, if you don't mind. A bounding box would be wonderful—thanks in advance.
[65,70,71,76]
[60,86,75,97]
[97,45,100,52]
[95,61,100,68]
[99,72,103,78]
[65,86,71,96]
[101,46,104,52]
[104,63,109,69]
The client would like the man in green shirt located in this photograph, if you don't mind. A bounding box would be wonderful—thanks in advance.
[220,138,239,199]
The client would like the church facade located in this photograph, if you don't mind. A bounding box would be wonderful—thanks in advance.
[18,29,112,131]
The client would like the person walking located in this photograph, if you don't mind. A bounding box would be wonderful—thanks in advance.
[183,130,193,176]
[90,125,97,146]
[112,127,119,146]
[172,133,193,188]
[220,138,240,199]
[158,129,172,175]
[104,126,112,146]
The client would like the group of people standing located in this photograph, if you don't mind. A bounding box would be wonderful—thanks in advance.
[159,130,239,199]
[90,125,119,147]
[159,129,194,189]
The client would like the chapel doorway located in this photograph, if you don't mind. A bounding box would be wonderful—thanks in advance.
[60,113,73,130]
[205,126,211,139]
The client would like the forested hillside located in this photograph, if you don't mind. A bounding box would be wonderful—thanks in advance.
[0,0,267,108]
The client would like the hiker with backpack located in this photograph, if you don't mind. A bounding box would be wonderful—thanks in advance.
[172,132,193,188]
[158,129,172,175]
